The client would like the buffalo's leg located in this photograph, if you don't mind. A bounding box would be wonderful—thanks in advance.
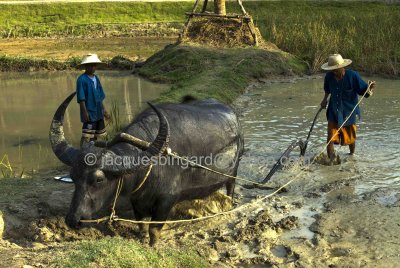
[133,209,148,239]
[226,179,235,198]
[149,224,163,247]
[149,198,176,246]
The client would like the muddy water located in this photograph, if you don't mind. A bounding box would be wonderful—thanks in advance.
[235,76,400,265]
[238,75,400,196]
[0,71,168,173]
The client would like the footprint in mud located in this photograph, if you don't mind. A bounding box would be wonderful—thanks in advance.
[270,245,288,258]
[330,247,352,257]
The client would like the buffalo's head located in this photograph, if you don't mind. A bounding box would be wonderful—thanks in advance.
[49,93,169,228]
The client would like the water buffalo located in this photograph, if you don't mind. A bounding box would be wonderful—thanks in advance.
[49,93,244,245]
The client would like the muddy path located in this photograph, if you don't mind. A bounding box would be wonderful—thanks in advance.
[2,159,398,267]
[1,76,400,267]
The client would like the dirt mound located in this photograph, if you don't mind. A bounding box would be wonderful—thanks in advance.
[173,192,232,218]
[181,17,277,50]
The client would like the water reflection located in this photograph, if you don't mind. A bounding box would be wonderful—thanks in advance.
[0,71,168,172]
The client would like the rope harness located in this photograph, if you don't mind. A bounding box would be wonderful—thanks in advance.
[80,81,373,226]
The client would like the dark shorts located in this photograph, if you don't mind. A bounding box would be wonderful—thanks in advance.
[82,119,106,139]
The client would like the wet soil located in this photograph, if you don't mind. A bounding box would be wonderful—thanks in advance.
[3,172,398,267]
[2,151,398,267]
[1,77,399,267]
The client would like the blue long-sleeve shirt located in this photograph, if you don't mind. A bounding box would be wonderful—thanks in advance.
[324,69,369,126]
[76,74,105,123]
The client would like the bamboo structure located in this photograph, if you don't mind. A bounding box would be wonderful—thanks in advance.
[179,0,258,46]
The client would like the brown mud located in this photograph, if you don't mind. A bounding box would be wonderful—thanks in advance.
[1,80,399,267]
[3,167,398,267]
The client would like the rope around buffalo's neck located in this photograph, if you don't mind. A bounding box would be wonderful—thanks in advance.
[131,164,153,194]
[80,82,373,225]
[80,164,153,224]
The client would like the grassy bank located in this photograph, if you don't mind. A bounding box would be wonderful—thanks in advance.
[1,1,399,75]
[0,55,136,71]
[0,55,80,71]
[137,43,306,104]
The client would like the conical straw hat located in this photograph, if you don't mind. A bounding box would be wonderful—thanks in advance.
[321,54,352,71]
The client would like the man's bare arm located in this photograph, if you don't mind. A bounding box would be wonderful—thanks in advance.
[80,101,90,122]
[320,92,330,109]
[102,103,111,121]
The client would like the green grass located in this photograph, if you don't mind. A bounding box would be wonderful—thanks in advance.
[239,1,400,75]
[0,2,190,38]
[0,154,14,178]
[137,43,306,104]
[1,1,399,75]
[0,55,80,71]
[53,237,208,268]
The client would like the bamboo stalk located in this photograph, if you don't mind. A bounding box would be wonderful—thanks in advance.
[184,12,251,20]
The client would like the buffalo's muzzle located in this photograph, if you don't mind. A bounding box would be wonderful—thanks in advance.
[65,214,82,229]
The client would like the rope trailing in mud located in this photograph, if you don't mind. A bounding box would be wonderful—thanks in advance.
[168,152,272,188]
[81,171,294,225]
[98,133,271,188]
[81,82,373,226]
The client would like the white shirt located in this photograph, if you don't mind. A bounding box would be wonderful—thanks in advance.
[88,75,97,89]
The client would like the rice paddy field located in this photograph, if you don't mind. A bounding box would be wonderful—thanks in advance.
[0,1,399,267]
[0,1,399,75]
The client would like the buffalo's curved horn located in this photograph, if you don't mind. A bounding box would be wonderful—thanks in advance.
[141,103,170,157]
[49,92,80,166]
[102,103,170,174]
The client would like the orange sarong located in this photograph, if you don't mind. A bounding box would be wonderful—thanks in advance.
[328,121,356,145]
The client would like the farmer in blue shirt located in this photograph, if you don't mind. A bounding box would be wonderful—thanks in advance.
[76,54,110,146]
[320,54,376,162]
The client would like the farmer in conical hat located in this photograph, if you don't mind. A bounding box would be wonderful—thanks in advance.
[76,54,111,147]
[320,54,376,162]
